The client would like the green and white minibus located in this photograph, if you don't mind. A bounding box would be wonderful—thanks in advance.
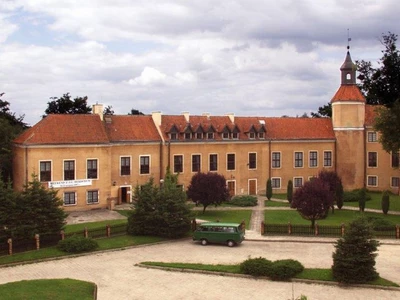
[192,222,245,247]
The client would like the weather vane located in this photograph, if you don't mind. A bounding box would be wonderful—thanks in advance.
[347,28,351,50]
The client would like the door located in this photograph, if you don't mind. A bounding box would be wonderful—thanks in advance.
[249,179,257,195]
[120,186,131,203]
[227,181,236,197]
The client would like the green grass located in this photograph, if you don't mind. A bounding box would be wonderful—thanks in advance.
[140,262,399,287]
[265,200,291,207]
[0,278,95,300]
[115,210,133,217]
[64,219,127,234]
[192,210,252,229]
[344,192,400,212]
[264,209,400,225]
[271,193,288,200]
[0,235,164,266]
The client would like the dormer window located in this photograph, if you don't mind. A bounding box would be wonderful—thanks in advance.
[258,132,265,139]
[249,132,256,139]
[232,132,239,139]
[196,132,203,139]
[170,133,178,140]
[222,132,229,139]
[185,132,192,140]
[207,132,214,139]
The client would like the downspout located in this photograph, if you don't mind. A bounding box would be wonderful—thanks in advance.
[159,142,163,181]
[363,126,367,188]
[25,146,28,186]
[268,139,272,180]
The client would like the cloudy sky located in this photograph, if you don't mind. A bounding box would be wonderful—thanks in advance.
[1,0,399,126]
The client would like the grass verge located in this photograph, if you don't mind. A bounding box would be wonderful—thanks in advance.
[265,200,291,207]
[191,210,252,229]
[64,219,127,234]
[0,278,95,300]
[140,262,399,287]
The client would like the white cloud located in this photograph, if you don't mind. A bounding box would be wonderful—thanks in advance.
[128,67,167,86]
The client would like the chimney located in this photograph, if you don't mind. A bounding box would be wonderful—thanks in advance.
[182,111,189,122]
[152,111,162,126]
[202,112,210,120]
[225,112,234,123]
[92,103,104,121]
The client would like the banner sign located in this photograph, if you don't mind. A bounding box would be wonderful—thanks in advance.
[48,179,92,188]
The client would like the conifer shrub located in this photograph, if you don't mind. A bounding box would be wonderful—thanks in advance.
[240,257,272,277]
[57,235,98,253]
[381,190,390,215]
[287,180,293,204]
[229,195,257,207]
[267,259,304,281]
[266,179,273,200]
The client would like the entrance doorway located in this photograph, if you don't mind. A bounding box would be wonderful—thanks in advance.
[227,181,236,197]
[119,186,131,203]
[248,179,257,195]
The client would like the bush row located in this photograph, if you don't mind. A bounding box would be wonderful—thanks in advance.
[343,189,372,202]
[240,257,304,280]
[228,195,258,207]
[57,235,98,253]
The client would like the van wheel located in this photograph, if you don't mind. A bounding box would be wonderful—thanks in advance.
[227,240,235,247]
[201,239,208,246]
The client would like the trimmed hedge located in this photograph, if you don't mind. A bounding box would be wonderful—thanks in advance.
[240,257,304,280]
[343,189,371,202]
[228,196,258,207]
[57,235,98,253]
[240,257,272,276]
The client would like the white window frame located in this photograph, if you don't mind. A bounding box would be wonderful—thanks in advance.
[271,177,281,189]
[294,152,303,168]
[139,155,151,175]
[173,154,184,174]
[63,159,76,181]
[209,153,218,172]
[39,160,52,182]
[63,191,77,206]
[271,152,281,169]
[323,151,333,167]
[367,175,378,187]
[191,154,201,173]
[227,153,236,171]
[293,177,303,188]
[309,151,318,168]
[87,190,99,204]
[248,152,257,170]
[86,158,99,180]
[368,152,378,168]
[120,156,132,176]
[367,131,378,142]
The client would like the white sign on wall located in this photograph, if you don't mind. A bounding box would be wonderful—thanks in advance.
[48,179,92,188]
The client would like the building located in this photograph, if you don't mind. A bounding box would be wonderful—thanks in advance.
[12,50,400,211]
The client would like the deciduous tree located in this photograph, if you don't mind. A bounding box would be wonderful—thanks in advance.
[187,172,229,213]
[45,93,92,115]
[318,170,344,212]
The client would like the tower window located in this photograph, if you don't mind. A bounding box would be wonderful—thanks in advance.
[346,73,351,80]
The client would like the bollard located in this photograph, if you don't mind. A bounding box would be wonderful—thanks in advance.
[341,223,345,237]
[35,234,40,250]
[7,238,12,255]
[106,224,111,237]
[288,222,292,235]
[60,230,65,240]
[84,227,88,238]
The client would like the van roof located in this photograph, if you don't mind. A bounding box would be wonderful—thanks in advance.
[199,222,241,227]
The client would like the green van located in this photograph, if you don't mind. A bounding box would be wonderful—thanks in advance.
[192,222,245,247]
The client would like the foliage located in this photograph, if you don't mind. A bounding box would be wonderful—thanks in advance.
[318,170,344,211]
[228,195,257,207]
[240,257,272,277]
[0,93,27,182]
[44,93,92,115]
[266,178,272,200]
[356,32,400,106]
[366,216,395,230]
[187,172,229,213]
[374,100,400,153]
[358,188,367,212]
[287,180,293,204]
[103,105,114,115]
[311,103,332,118]
[381,190,390,214]
[291,178,334,228]
[57,235,98,253]
[267,259,304,281]
[0,175,66,240]
[128,171,191,238]
[332,216,379,284]
[343,189,372,202]
[128,108,144,115]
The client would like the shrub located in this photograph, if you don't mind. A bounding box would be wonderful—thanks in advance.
[359,188,367,212]
[267,259,304,281]
[57,235,98,253]
[240,257,272,277]
[229,196,257,207]
[366,217,395,230]
[287,180,293,204]
[266,179,272,200]
[381,191,390,215]
[343,189,372,202]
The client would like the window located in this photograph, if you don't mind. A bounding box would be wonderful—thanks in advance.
[248,153,256,169]
[87,159,98,179]
[207,132,214,140]
[391,177,399,187]
[196,132,203,139]
[324,151,332,167]
[309,151,318,167]
[87,190,99,204]
[140,156,150,174]
[192,154,201,172]
[184,132,192,140]
[120,157,130,176]
[174,155,183,173]
[271,178,281,189]
[63,160,75,180]
[392,152,399,168]
[64,192,76,206]
[258,132,265,139]
[294,177,303,188]
[368,131,377,142]
[209,154,218,171]
[294,152,303,168]
[249,132,256,139]
[367,176,377,187]
[368,152,377,167]
[227,154,235,170]
[222,132,229,139]
[170,133,178,140]
[232,132,239,139]
[40,161,51,182]
[272,152,281,168]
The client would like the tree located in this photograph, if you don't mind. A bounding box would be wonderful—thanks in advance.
[374,100,400,153]
[127,171,191,238]
[103,105,114,115]
[8,175,66,239]
[128,108,144,115]
[318,170,344,212]
[381,190,390,215]
[358,188,367,212]
[44,93,92,115]
[187,172,229,213]
[0,180,18,237]
[332,216,379,284]
[311,103,332,118]
[266,178,272,200]
[291,178,334,228]
[287,180,293,204]
[0,93,27,182]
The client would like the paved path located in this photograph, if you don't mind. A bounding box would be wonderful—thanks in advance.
[1,240,399,300]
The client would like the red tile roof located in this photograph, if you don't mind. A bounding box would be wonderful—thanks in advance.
[14,114,109,145]
[331,85,365,103]
[105,115,161,142]
[365,104,382,127]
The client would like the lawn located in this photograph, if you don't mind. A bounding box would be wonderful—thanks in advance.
[192,210,252,229]
[344,192,400,212]
[0,278,95,300]
[140,262,399,287]
[265,200,291,207]
[264,209,400,225]
[64,219,127,234]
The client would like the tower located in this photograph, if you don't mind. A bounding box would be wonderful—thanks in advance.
[331,48,366,189]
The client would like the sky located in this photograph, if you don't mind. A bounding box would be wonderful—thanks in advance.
[1,0,400,126]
